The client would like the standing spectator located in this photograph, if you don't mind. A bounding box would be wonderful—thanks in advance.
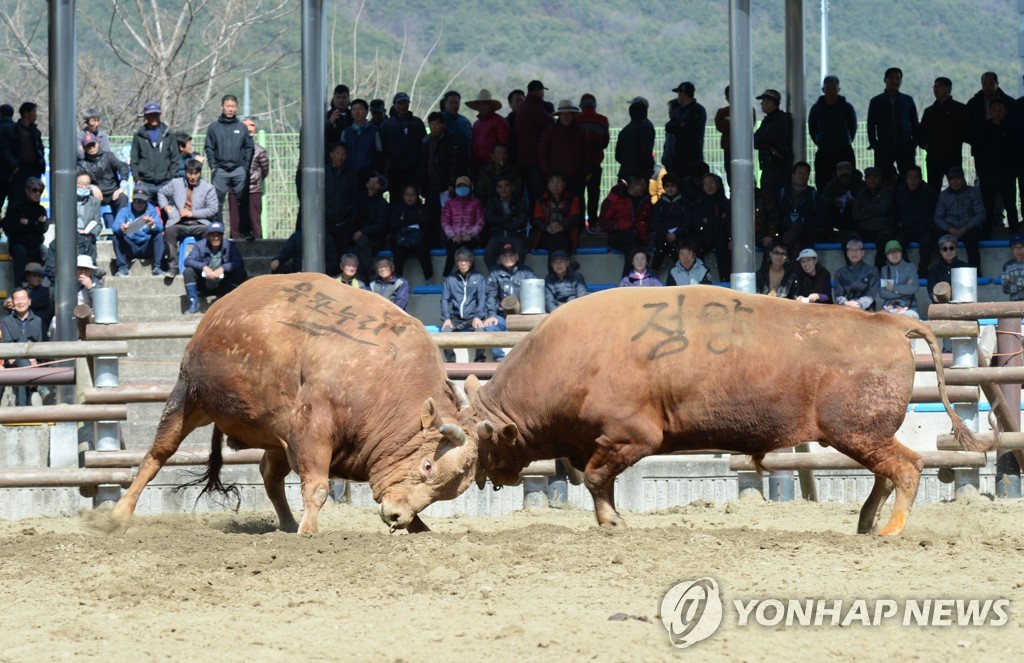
[129,102,177,201]
[688,172,731,280]
[516,80,553,204]
[821,161,863,238]
[440,247,488,363]
[419,111,467,244]
[0,103,15,213]
[935,166,985,271]
[325,84,352,144]
[484,244,537,361]
[533,172,582,255]
[441,90,473,156]
[793,248,832,304]
[599,174,653,275]
[325,141,357,257]
[76,108,111,160]
[808,76,857,192]
[204,94,254,231]
[878,241,919,319]
[352,173,390,277]
[665,241,712,286]
[754,89,793,207]
[440,176,485,276]
[465,89,509,173]
[369,99,388,128]
[1001,233,1024,301]
[78,131,129,231]
[505,88,525,166]
[665,82,707,178]
[241,119,269,240]
[975,99,1020,236]
[577,93,609,225]
[928,234,970,302]
[853,167,897,267]
[483,176,529,270]
[368,257,409,311]
[866,67,919,178]
[112,189,164,277]
[381,91,426,201]
[342,98,386,191]
[714,86,734,185]
[615,100,655,182]
[158,159,219,277]
[756,240,798,298]
[894,165,940,272]
[544,249,587,311]
[3,102,45,207]
[918,77,969,186]
[1,288,45,406]
[967,72,1016,166]
[619,248,663,287]
[649,173,687,273]
[2,177,48,284]
[538,100,591,202]
[74,172,102,263]
[389,184,434,280]
[833,237,880,310]
[182,221,247,314]
[475,143,521,204]
[770,161,818,260]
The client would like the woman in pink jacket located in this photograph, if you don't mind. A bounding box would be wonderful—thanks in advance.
[441,175,486,275]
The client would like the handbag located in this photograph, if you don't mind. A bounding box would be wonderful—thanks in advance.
[395,225,423,247]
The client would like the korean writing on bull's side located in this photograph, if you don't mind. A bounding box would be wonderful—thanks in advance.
[631,294,753,360]
[277,282,411,345]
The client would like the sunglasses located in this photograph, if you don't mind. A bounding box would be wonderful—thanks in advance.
[28,188,43,193]
[940,246,957,252]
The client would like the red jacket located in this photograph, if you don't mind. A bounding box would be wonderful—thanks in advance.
[440,195,485,239]
[533,191,583,248]
[471,113,510,167]
[538,121,592,178]
[598,183,652,242]
[516,95,552,168]
[577,109,610,165]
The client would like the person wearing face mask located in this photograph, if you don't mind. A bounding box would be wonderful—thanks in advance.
[440,175,485,276]
[158,159,220,277]
[74,172,102,263]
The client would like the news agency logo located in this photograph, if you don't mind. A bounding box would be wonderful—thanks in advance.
[659,577,724,649]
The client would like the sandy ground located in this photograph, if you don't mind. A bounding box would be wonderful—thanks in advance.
[1,496,1022,662]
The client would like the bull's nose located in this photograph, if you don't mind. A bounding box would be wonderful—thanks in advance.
[379,504,411,531]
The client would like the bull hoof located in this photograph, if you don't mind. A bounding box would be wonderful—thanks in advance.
[280,520,299,534]
[598,516,627,528]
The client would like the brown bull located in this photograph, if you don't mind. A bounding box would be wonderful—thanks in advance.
[110,274,477,534]
[461,286,982,535]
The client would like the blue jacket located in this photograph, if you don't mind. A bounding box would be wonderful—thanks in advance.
[185,237,245,274]
[341,121,384,182]
[113,202,163,243]
[867,91,919,151]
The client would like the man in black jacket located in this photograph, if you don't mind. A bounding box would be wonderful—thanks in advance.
[867,67,919,179]
[325,141,357,258]
[0,103,17,213]
[754,89,793,207]
[919,77,969,187]
[419,111,467,246]
[665,82,706,179]
[1,288,45,406]
[381,92,426,202]
[2,102,46,208]
[204,94,254,234]
[79,132,129,231]
[807,76,857,192]
[130,102,178,200]
[2,178,48,283]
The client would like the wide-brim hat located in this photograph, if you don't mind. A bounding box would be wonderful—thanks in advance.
[23,262,45,276]
[553,99,581,116]
[465,89,502,111]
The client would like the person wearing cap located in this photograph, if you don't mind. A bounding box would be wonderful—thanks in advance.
[666,241,711,287]
[753,88,793,207]
[2,102,45,207]
[793,248,831,304]
[919,76,969,186]
[894,164,939,271]
[534,172,582,255]
[129,102,178,203]
[484,244,537,361]
[440,247,488,363]
[866,67,919,178]
[0,103,16,212]
[665,82,706,179]
[240,118,269,240]
[205,94,254,230]
[419,111,467,241]
[380,91,426,201]
[544,249,587,311]
[182,220,246,314]
[615,99,655,183]
[112,188,165,277]
[599,173,654,276]
[516,80,554,203]
[325,83,352,144]
[2,176,48,283]
[1,287,45,406]
[76,108,111,161]
[974,98,1021,237]
[440,90,472,155]
[576,94,609,224]
[929,234,969,302]
[440,175,485,276]
[755,239,798,299]
[852,166,897,268]
[74,172,102,263]
[342,98,385,189]
[158,159,220,277]
[808,76,858,193]
[821,161,863,237]
[537,100,590,203]
[877,240,919,319]
[78,128,130,231]
[466,89,509,171]
[1001,233,1024,301]
[369,99,388,128]
[483,175,528,271]
[935,166,985,271]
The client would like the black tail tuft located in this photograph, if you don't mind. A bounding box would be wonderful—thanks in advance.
[173,426,242,511]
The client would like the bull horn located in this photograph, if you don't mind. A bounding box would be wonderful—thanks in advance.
[476,420,495,440]
[439,423,467,446]
[448,379,471,411]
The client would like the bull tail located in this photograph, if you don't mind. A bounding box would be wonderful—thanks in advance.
[906,324,986,452]
[173,425,242,510]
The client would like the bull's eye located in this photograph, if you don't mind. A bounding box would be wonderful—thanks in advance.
[421,459,434,479]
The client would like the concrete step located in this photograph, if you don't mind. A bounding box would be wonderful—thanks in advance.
[96,237,288,260]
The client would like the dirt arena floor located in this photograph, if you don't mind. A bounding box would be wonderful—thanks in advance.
[1,496,1022,661]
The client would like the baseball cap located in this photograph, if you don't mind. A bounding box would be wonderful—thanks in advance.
[207,221,226,234]
[455,175,472,187]
[836,161,853,175]
[947,166,965,180]
[1010,233,1024,247]
[370,99,386,113]
[23,262,45,276]
[884,240,903,254]
[628,96,650,107]
[756,89,782,103]
[672,82,695,96]
[937,234,957,247]
[527,80,548,92]
[864,166,881,177]
[549,249,569,260]
[797,248,817,260]
[81,131,97,147]
[132,189,150,202]
[143,102,162,115]
[500,242,518,255]
[393,92,410,104]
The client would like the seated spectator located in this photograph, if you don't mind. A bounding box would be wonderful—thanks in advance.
[485,244,538,361]
[112,189,165,276]
[544,249,587,311]
[74,172,102,263]
[533,172,582,254]
[927,234,970,302]
[76,254,101,307]
[878,240,919,319]
[270,229,339,276]
[368,257,409,311]
[599,173,653,276]
[389,184,434,280]
[755,240,798,298]
[665,241,712,286]
[475,143,522,204]
[483,176,529,271]
[352,173,390,278]
[793,248,832,303]
[852,166,896,267]
[650,173,688,273]
[440,175,485,276]
[680,161,711,203]
[894,165,939,272]
[182,221,247,314]
[833,237,880,310]
[619,248,663,287]
[21,262,53,331]
[1,288,45,407]
[1001,233,1024,302]
[770,161,819,260]
[159,159,219,277]
[821,161,862,239]
[77,131,129,231]
[336,253,366,288]
[688,172,731,280]
[935,166,984,272]
[440,247,488,362]
[2,177,49,285]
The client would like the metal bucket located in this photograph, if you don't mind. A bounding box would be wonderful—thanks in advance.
[951,267,977,304]
[519,279,546,315]
[92,287,119,324]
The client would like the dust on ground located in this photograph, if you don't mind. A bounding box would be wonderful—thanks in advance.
[1,496,1022,662]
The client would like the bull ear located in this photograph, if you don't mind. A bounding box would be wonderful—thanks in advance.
[465,374,482,400]
[421,398,442,430]
[496,423,519,447]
